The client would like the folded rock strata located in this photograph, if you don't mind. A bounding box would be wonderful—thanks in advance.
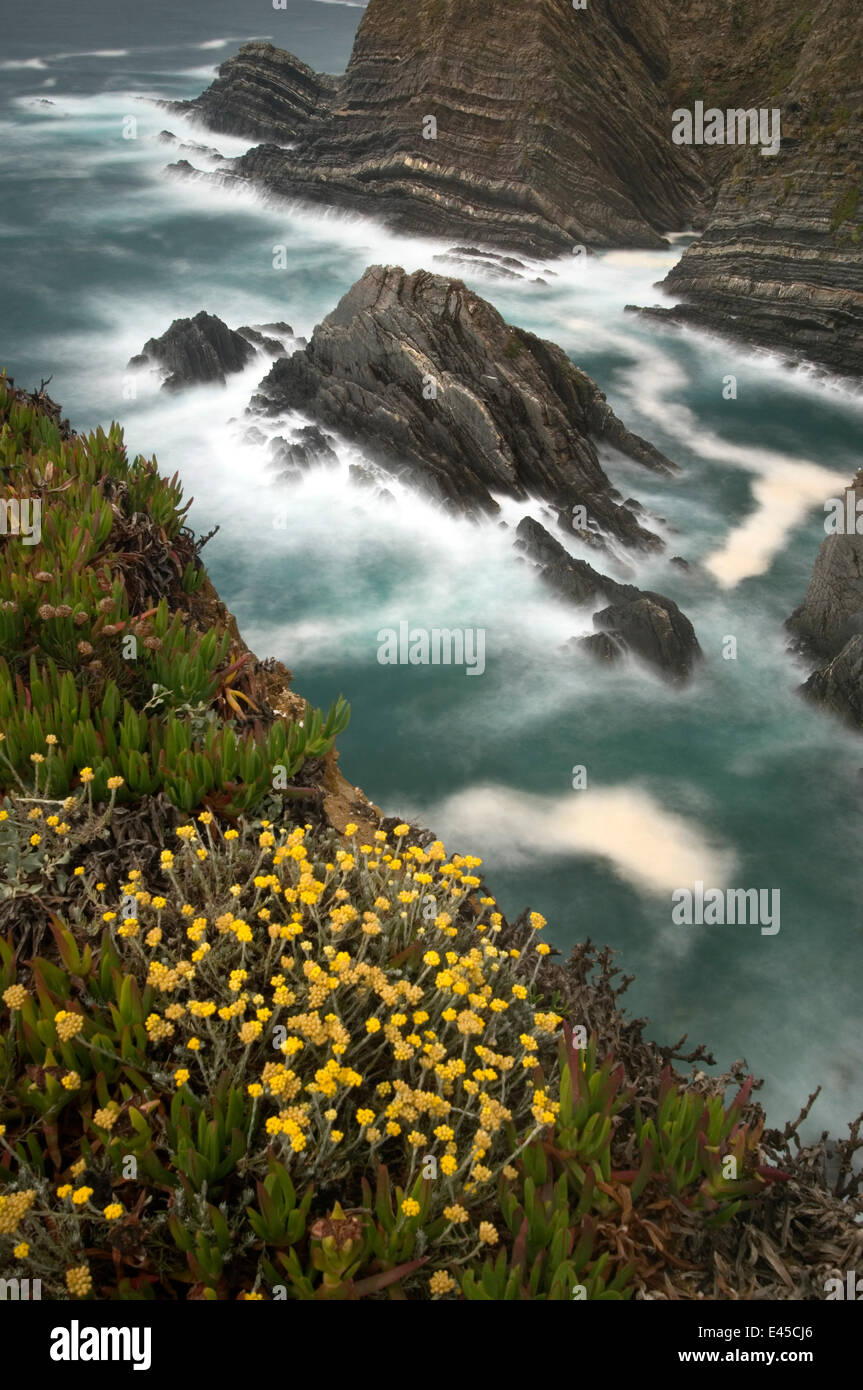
[169,0,863,376]
[654,0,863,377]
[167,0,710,256]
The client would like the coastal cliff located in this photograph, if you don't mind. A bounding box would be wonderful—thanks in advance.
[656,0,863,378]
[169,1,710,255]
[169,0,863,376]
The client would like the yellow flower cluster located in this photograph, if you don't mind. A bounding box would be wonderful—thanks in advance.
[0,1189,36,1235]
[91,816,564,1230]
[54,1010,84,1042]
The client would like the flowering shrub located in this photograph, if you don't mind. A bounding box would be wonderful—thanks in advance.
[0,774,793,1300]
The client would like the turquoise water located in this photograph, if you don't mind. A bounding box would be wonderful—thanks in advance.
[1,0,862,1136]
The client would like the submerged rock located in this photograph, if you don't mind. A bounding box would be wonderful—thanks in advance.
[516,517,701,682]
[249,264,676,540]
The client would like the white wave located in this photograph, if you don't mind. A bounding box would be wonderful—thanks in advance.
[50,49,130,60]
[174,65,222,80]
[195,37,267,50]
[0,58,47,70]
[413,782,737,897]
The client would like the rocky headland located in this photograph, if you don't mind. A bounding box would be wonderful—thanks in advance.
[166,2,710,256]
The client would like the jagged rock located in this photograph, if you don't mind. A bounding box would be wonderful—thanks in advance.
[515,517,632,605]
[788,475,863,658]
[801,635,863,727]
[788,473,863,727]
[166,3,711,256]
[237,323,294,355]
[129,313,294,393]
[516,517,701,681]
[249,265,676,539]
[128,312,256,392]
[269,426,339,474]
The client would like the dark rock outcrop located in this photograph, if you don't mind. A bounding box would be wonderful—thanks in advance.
[800,636,863,726]
[249,264,675,539]
[788,473,863,727]
[516,516,701,681]
[157,130,226,163]
[269,425,339,481]
[129,312,293,393]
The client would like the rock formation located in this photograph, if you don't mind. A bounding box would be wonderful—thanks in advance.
[788,472,863,727]
[129,312,293,392]
[249,264,675,539]
[515,517,701,681]
[170,45,339,144]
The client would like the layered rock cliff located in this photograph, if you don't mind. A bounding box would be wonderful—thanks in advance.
[655,0,863,377]
[169,0,863,376]
[168,1,710,255]
[248,264,675,541]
